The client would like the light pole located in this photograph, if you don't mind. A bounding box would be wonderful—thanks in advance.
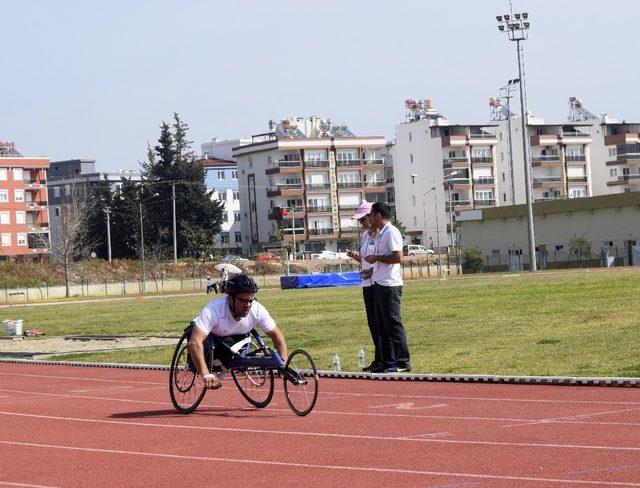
[500,78,519,205]
[497,11,537,272]
[447,171,458,253]
[139,192,159,292]
[104,208,112,263]
[411,173,442,276]
[172,183,177,263]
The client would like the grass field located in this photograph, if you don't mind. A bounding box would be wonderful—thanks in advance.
[21,268,640,377]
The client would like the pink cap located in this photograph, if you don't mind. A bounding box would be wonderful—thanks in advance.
[351,201,372,220]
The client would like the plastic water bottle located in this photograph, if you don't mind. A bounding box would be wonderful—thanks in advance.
[357,347,366,368]
[332,352,341,371]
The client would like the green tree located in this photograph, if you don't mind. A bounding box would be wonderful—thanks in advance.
[391,217,406,238]
[569,235,592,267]
[462,248,484,274]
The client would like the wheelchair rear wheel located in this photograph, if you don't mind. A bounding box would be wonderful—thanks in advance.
[283,349,318,416]
[169,332,207,414]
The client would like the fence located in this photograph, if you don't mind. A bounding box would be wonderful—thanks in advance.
[0,259,458,304]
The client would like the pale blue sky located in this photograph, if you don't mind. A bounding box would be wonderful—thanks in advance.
[2,1,638,170]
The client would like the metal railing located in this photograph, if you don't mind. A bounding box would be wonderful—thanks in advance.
[474,199,496,206]
[363,181,386,188]
[562,132,590,138]
[306,182,331,190]
[468,133,496,139]
[274,160,301,167]
[471,156,493,163]
[532,155,560,162]
[443,157,468,164]
[473,177,495,185]
[337,182,362,189]
[363,158,385,165]
[308,228,334,236]
[566,155,586,162]
[336,159,361,167]
[307,205,331,213]
[304,160,330,167]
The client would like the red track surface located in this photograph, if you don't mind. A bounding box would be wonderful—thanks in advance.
[1,363,640,487]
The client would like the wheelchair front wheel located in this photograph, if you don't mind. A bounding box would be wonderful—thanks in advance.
[283,349,318,416]
[169,332,207,414]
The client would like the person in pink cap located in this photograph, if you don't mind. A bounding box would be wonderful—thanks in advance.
[347,201,383,371]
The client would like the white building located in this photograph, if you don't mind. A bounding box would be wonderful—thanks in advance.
[232,117,388,255]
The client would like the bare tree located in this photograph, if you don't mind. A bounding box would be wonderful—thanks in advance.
[43,180,97,297]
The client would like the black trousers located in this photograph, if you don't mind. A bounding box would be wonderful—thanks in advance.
[363,286,383,364]
[373,284,410,368]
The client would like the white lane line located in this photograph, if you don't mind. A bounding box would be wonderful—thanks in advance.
[400,432,453,440]
[501,407,640,429]
[2,371,640,406]
[1,410,639,453]
[0,481,59,488]
[1,387,640,428]
[1,440,638,486]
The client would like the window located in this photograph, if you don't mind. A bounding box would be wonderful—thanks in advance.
[0,168,6,180]
[610,168,618,177]
[609,148,617,157]
[220,233,229,244]
[492,250,500,256]
[413,216,417,226]
[223,212,228,223]
[217,170,225,180]
[55,207,60,217]
[624,187,632,193]
[0,212,9,224]
[248,157,253,167]
[15,212,25,224]
[232,170,238,180]
[12,168,22,181]
[234,212,240,221]
[53,186,60,198]
[1,233,10,246]
[412,195,416,205]
[233,191,239,201]
[503,193,507,202]
[409,132,412,142]
[235,232,242,243]
[17,233,26,246]
[65,185,71,195]
[219,192,227,202]
[501,152,504,161]
[555,245,564,251]
[0,190,7,203]
[475,190,494,201]
[409,153,414,164]
[14,189,24,202]
[622,167,630,176]
[569,188,586,198]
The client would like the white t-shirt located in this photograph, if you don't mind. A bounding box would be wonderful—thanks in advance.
[359,230,377,287]
[193,296,276,336]
[371,222,404,287]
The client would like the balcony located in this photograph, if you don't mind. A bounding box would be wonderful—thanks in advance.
[362,181,386,192]
[605,133,639,146]
[468,132,496,140]
[339,204,360,211]
[609,174,640,186]
[307,205,332,213]
[337,182,362,190]
[474,198,496,207]
[471,156,494,165]
[23,179,46,189]
[25,201,47,211]
[442,156,469,169]
[304,159,330,168]
[534,196,563,202]
[443,178,471,189]
[265,160,301,174]
[446,200,472,211]
[336,159,361,167]
[306,182,331,191]
[27,223,50,232]
[532,154,561,167]
[561,131,591,140]
[266,183,303,197]
[566,155,586,162]
[567,176,587,183]
[530,134,559,147]
[533,176,562,188]
[308,228,334,236]
[340,225,359,234]
[473,177,495,186]
[363,158,384,166]
[441,135,467,147]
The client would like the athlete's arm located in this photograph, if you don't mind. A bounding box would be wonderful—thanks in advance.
[266,326,288,362]
[188,326,219,389]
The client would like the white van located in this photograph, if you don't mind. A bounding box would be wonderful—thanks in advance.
[406,245,434,256]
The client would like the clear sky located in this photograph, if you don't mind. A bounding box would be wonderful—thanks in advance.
[2,0,638,171]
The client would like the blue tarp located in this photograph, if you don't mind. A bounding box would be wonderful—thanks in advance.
[280,272,362,289]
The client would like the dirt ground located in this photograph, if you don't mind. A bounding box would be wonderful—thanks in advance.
[0,335,177,358]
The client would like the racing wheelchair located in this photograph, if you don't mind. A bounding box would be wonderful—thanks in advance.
[169,324,318,416]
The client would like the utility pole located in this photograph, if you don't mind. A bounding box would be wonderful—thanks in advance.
[291,205,296,261]
[104,208,112,263]
[497,10,537,272]
[172,183,177,263]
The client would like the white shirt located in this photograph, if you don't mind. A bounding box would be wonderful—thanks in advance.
[359,230,377,287]
[371,222,404,287]
[193,296,276,336]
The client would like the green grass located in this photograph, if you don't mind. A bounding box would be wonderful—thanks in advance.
[22,269,640,377]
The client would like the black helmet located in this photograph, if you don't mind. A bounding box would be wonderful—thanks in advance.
[225,274,258,295]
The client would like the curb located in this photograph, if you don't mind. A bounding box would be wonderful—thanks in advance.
[1,358,639,387]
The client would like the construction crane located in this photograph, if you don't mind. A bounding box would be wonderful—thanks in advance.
[568,96,596,121]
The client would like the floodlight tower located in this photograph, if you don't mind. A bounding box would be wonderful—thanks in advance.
[496,10,537,272]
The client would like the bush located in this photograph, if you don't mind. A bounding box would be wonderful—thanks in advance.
[462,248,484,274]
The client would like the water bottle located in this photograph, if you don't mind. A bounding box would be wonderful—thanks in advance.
[358,347,366,368]
[332,352,341,371]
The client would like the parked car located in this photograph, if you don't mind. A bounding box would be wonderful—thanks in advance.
[311,250,349,260]
[255,252,280,262]
[221,254,249,264]
[405,245,435,256]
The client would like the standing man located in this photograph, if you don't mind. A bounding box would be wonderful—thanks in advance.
[364,202,411,373]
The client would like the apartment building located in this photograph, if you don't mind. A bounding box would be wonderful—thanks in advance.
[0,142,50,260]
[393,100,498,251]
[232,117,387,255]
[493,116,592,205]
[47,159,141,247]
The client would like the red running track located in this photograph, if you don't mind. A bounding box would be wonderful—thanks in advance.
[1,362,640,487]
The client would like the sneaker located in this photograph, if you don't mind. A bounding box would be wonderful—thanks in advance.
[385,366,412,373]
[362,361,382,372]
[369,364,389,374]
